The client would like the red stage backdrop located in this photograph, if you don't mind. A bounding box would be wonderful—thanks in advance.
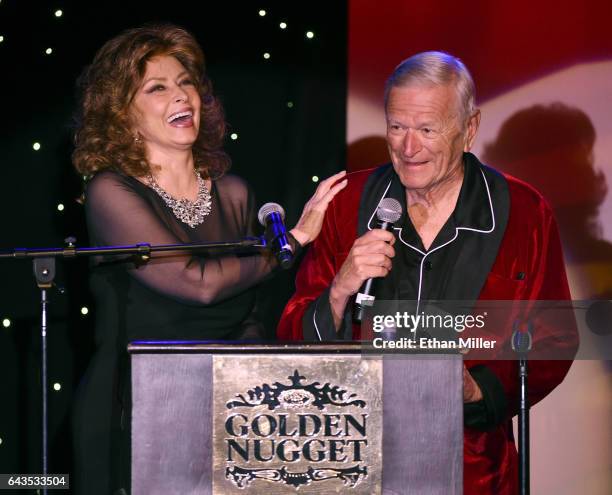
[348,1,612,493]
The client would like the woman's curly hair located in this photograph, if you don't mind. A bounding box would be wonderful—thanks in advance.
[72,24,230,179]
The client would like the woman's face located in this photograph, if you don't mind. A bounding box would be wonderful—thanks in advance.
[130,55,201,154]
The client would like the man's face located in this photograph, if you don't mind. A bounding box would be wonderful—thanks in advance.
[386,83,479,192]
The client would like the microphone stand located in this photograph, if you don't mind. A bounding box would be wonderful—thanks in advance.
[518,356,529,495]
[0,237,266,491]
[512,321,533,495]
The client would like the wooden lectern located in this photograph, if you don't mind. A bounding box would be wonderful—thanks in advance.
[129,342,463,495]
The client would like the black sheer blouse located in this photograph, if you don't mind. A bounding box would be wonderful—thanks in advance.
[85,170,274,345]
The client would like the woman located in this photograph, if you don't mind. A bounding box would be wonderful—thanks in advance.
[71,24,346,494]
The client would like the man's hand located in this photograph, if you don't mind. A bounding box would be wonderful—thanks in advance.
[463,365,484,403]
[329,229,395,328]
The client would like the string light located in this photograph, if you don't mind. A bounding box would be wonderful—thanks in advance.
[263,52,270,60]
[45,48,53,55]
[306,31,315,39]
[0,36,4,43]
[80,307,89,315]
[57,203,64,211]
[2,319,10,328]
[312,176,319,183]
[54,9,63,17]
[33,142,41,151]
[258,9,266,17]
[287,101,294,108]
[0,438,3,446]
[279,22,287,30]
[230,133,238,140]
[53,383,62,391]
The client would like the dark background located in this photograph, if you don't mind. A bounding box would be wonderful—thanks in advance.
[0,0,348,484]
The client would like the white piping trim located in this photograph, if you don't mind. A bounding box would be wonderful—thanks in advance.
[398,229,426,255]
[366,179,393,230]
[455,168,496,235]
[367,179,425,255]
[313,300,323,341]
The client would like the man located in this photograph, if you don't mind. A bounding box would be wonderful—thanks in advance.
[278,52,576,494]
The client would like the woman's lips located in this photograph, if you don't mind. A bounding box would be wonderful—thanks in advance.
[167,108,195,128]
[169,115,194,128]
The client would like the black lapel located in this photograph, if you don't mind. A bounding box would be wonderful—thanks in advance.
[442,153,510,301]
[358,164,398,236]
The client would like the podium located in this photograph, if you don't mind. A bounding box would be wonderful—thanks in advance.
[129,342,463,494]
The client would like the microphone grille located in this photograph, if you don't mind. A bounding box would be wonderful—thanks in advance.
[258,202,286,226]
[376,198,402,224]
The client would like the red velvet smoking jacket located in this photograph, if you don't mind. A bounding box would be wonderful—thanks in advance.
[277,157,577,495]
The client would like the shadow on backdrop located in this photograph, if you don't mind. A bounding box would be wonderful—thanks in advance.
[484,103,612,495]
[483,102,612,300]
[346,135,388,172]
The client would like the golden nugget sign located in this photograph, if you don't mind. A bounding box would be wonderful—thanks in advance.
[213,356,383,494]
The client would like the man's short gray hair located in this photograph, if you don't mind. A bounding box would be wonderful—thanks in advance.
[384,51,476,124]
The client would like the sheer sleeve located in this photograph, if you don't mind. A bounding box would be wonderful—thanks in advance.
[85,171,275,305]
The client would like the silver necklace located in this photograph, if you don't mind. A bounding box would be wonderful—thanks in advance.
[147,170,212,228]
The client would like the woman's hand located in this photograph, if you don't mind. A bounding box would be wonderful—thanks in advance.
[290,170,348,246]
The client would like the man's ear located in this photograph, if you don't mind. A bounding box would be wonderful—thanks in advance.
[464,109,481,152]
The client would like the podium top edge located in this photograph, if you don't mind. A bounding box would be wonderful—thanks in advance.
[127,340,461,355]
[127,341,364,354]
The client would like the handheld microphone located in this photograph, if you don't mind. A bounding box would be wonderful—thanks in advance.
[353,197,403,323]
[258,202,293,270]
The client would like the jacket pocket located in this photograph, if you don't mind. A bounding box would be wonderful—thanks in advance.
[481,272,527,300]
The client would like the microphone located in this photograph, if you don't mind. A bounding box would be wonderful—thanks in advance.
[258,202,294,270]
[353,197,403,323]
[512,319,533,356]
